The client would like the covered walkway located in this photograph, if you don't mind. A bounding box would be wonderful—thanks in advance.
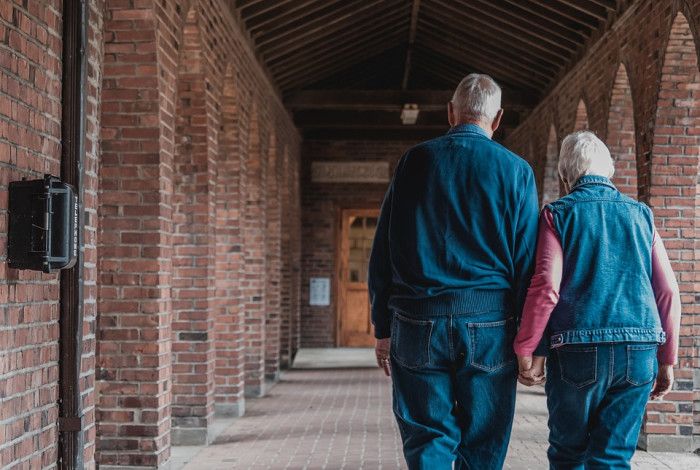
[2,0,700,468]
[169,350,698,469]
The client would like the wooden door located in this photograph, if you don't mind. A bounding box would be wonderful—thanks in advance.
[338,209,379,347]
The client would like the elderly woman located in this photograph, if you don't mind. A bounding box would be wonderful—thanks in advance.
[514,131,681,469]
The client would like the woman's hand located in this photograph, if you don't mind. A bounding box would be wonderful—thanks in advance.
[517,355,546,386]
[650,365,674,400]
[376,338,391,377]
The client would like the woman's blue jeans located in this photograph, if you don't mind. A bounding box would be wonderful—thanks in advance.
[546,343,658,470]
[390,310,518,470]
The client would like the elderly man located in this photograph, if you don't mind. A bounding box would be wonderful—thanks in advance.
[368,73,540,469]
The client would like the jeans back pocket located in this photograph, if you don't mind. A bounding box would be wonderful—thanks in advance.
[626,344,658,386]
[557,346,597,388]
[391,313,433,369]
[467,317,515,372]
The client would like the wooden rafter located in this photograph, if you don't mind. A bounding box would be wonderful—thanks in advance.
[401,0,421,90]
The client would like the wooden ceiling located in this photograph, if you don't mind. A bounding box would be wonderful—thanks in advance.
[233,0,626,139]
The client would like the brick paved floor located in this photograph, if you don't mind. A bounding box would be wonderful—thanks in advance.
[172,366,699,469]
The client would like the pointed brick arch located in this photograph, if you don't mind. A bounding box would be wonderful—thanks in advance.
[213,64,246,417]
[607,63,638,198]
[573,98,589,131]
[171,6,217,445]
[644,11,700,451]
[542,124,560,205]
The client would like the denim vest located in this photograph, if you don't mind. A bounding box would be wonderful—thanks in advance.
[545,175,665,347]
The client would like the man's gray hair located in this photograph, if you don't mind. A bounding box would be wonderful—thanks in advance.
[452,73,502,122]
[558,131,615,185]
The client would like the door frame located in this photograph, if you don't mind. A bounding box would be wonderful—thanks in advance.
[335,207,381,346]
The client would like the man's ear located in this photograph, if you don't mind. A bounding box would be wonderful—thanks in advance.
[448,101,456,127]
[491,108,504,133]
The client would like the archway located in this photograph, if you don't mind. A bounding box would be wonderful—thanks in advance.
[606,63,638,198]
[644,11,699,451]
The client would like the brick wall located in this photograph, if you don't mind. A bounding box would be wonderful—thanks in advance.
[300,140,417,347]
[96,0,300,466]
[0,0,103,468]
[505,0,700,451]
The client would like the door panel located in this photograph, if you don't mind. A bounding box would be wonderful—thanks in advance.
[338,210,378,347]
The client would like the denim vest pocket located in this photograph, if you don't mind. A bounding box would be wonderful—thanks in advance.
[557,346,597,388]
[391,313,433,369]
[626,344,658,386]
[467,317,515,372]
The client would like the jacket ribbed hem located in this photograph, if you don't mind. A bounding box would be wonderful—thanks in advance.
[550,328,666,347]
[388,289,512,316]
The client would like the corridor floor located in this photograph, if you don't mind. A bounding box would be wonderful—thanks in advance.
[172,351,699,469]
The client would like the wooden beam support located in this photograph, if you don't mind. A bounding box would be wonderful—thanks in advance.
[433,0,577,55]
[427,1,571,62]
[422,9,563,72]
[256,0,385,50]
[278,35,405,91]
[260,0,404,61]
[267,12,407,70]
[246,0,332,34]
[401,0,421,90]
[523,0,600,27]
[272,26,406,83]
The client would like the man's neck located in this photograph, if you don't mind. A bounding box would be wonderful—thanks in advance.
[454,120,492,138]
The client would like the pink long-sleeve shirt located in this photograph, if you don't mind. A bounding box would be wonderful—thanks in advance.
[514,209,681,365]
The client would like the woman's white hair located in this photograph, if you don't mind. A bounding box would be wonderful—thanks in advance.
[558,131,615,185]
[452,73,502,122]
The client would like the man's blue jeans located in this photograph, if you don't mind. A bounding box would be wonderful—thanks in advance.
[546,343,658,469]
[390,310,517,469]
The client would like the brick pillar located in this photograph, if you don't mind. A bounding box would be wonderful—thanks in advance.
[607,63,638,198]
[265,133,282,380]
[214,66,246,417]
[97,1,172,467]
[290,151,303,358]
[642,11,698,452]
[170,7,216,445]
[279,147,293,368]
[243,104,268,397]
[541,124,559,205]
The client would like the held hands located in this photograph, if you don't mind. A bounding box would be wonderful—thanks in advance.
[650,364,674,400]
[375,338,391,377]
[517,355,546,386]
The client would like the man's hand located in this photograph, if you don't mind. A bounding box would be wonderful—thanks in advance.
[517,355,546,386]
[651,365,674,400]
[375,338,391,377]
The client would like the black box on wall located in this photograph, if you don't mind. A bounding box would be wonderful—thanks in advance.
[7,174,78,273]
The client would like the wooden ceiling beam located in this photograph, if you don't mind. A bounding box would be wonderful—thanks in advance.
[559,0,609,21]
[238,0,296,21]
[499,0,593,36]
[278,36,405,91]
[255,0,387,49]
[271,24,407,81]
[434,0,576,58]
[414,47,545,94]
[523,0,600,27]
[426,1,571,62]
[470,0,587,44]
[416,32,552,86]
[268,13,408,70]
[246,0,331,34]
[401,0,421,90]
[420,11,562,72]
[260,0,405,61]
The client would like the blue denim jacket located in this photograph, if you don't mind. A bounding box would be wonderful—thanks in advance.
[545,175,665,347]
